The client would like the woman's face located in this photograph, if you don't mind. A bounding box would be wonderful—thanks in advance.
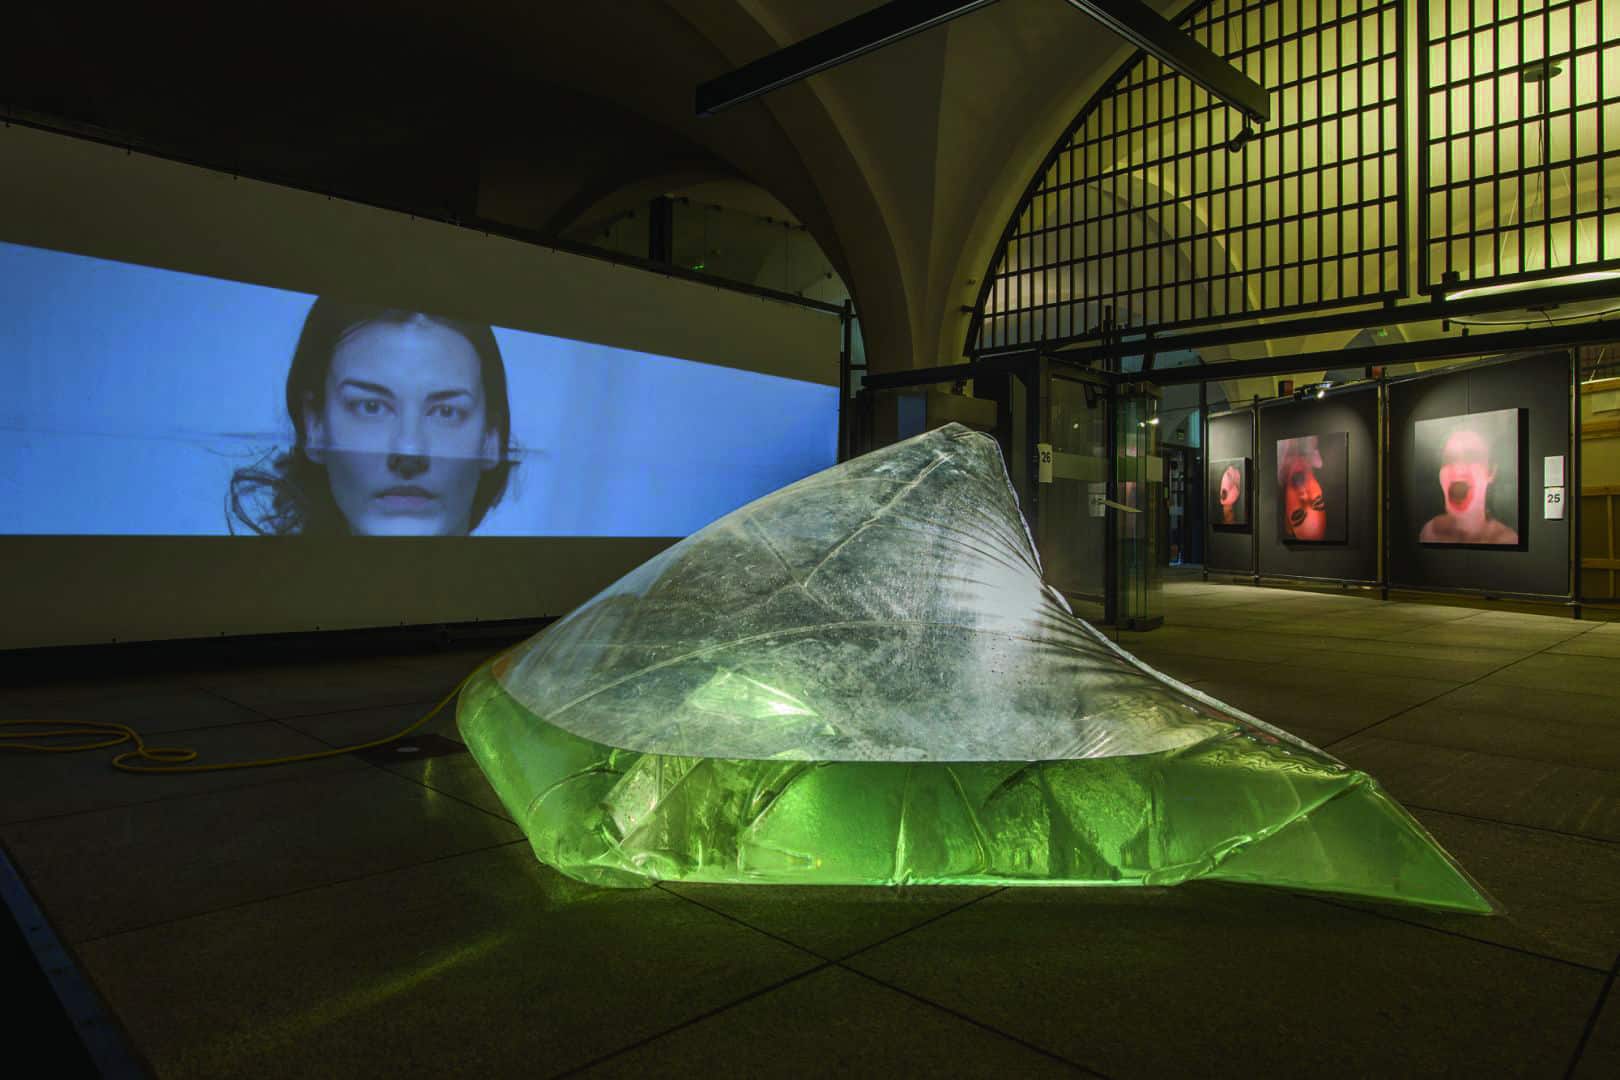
[1219,466,1241,507]
[1282,457,1326,540]
[1438,428,1493,518]
[303,319,498,536]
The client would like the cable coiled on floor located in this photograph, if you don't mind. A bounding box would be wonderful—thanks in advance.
[0,659,493,774]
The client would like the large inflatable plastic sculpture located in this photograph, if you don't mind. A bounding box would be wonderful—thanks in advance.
[458,423,1496,913]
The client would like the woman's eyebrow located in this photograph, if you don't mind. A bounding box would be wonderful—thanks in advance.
[339,379,395,398]
[425,389,475,402]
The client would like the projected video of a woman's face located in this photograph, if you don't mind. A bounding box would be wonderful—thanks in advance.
[302,316,499,536]
[0,241,839,537]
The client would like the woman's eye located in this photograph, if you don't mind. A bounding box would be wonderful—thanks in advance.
[429,404,468,421]
[346,398,390,417]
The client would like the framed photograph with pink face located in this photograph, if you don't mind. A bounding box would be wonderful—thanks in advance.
[1413,408,1522,547]
[1209,457,1250,528]
[1276,432,1348,543]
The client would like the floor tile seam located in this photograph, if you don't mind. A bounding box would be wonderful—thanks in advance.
[0,683,272,718]
[1544,644,1620,659]
[283,713,458,756]
[1380,628,1594,648]
[0,682,227,707]
[1323,629,1589,745]
[650,883,833,959]
[194,683,278,721]
[1400,802,1620,848]
[1325,725,1620,777]
[1563,950,1620,1079]
[0,753,379,831]
[826,885,1010,964]
[1133,649,1296,670]
[1300,894,1613,975]
[207,693,457,722]
[44,717,288,742]
[651,883,1007,968]
[1564,618,1613,638]
[197,686,302,718]
[376,653,508,677]
[182,671,420,693]
[547,961,835,1080]
[362,760,517,827]
[1,710,270,741]
[1127,653,1281,673]
[70,837,530,949]
[833,963,1104,1076]
[1404,613,1590,628]
[271,696,449,724]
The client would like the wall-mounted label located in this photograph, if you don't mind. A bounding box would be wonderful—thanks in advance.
[1544,486,1566,519]
[1037,442,1054,483]
[1544,455,1566,486]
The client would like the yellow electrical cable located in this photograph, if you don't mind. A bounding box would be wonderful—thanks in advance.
[0,657,496,774]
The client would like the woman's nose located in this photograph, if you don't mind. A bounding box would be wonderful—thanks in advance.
[388,418,430,477]
[388,452,429,479]
[389,417,430,459]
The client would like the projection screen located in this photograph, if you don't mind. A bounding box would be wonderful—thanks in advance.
[0,242,837,539]
[0,123,841,648]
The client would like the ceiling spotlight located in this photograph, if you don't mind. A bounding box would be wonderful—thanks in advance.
[1293,380,1334,401]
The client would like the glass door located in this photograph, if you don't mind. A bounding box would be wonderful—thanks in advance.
[1036,372,1109,620]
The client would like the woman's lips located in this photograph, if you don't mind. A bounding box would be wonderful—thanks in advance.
[1446,481,1471,508]
[376,489,438,514]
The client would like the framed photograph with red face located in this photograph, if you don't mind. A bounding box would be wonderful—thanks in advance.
[1276,432,1348,543]
[1413,408,1522,546]
[1209,457,1249,528]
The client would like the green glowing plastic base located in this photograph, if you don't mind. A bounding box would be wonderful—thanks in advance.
[458,665,1496,914]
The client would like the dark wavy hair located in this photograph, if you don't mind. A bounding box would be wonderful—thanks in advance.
[229,298,515,535]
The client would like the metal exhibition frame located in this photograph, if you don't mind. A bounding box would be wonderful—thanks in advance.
[1196,352,1579,609]
[1416,0,1620,295]
[1261,383,1383,589]
[933,0,1620,613]
[967,0,1620,356]
[1378,349,1581,607]
[967,0,1408,355]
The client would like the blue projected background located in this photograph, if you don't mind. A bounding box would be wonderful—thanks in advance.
[0,241,839,536]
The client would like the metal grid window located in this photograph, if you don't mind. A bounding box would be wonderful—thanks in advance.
[1419,0,1620,292]
[973,0,1405,353]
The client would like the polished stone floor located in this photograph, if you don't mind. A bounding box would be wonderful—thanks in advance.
[2,579,1617,1078]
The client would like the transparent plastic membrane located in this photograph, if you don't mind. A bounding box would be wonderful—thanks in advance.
[459,424,1496,913]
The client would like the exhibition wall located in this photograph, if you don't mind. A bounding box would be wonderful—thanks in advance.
[1201,351,1575,603]
[1387,352,1572,599]
[0,124,842,649]
[1255,388,1380,584]
[1205,410,1255,574]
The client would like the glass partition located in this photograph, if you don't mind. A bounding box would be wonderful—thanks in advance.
[1038,373,1109,618]
[1114,383,1165,630]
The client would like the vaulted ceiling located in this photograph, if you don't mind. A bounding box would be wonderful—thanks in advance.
[3,0,1177,374]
